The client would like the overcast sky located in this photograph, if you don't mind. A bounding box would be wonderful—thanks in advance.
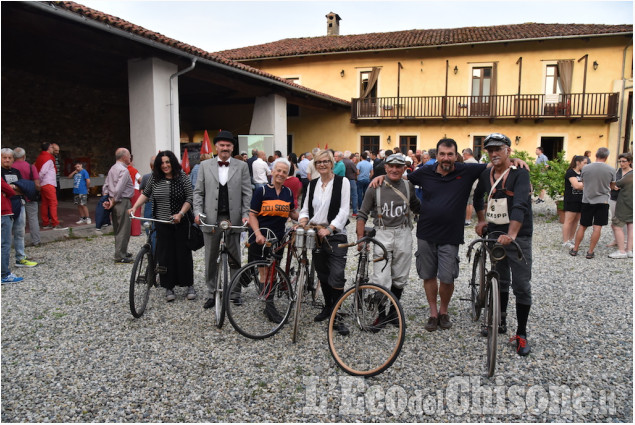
[80,0,633,52]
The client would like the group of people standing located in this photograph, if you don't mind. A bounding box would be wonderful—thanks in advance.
[7,130,630,362]
[116,130,534,355]
[562,148,632,260]
[2,142,67,283]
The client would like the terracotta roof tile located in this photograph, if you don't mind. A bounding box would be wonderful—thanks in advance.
[217,23,632,60]
[49,1,349,105]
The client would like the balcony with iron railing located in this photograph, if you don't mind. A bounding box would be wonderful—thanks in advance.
[351,93,619,122]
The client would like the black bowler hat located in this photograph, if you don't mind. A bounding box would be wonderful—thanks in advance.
[214,130,236,144]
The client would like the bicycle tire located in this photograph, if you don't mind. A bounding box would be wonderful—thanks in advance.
[470,246,486,322]
[214,252,228,328]
[129,245,154,318]
[486,276,501,377]
[291,263,306,343]
[328,283,405,377]
[226,260,293,339]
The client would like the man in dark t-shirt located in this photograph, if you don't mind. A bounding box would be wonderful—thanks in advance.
[407,140,486,332]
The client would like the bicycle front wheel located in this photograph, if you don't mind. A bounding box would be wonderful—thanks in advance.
[214,252,228,328]
[226,261,293,339]
[129,245,154,318]
[328,283,405,377]
[485,276,500,377]
[470,246,486,322]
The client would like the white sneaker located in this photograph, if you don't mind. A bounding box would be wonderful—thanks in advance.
[76,218,85,224]
[562,241,573,249]
[85,218,92,224]
[608,251,628,259]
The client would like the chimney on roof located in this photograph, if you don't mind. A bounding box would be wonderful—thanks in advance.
[326,12,341,36]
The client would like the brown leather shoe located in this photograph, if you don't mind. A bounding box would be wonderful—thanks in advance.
[424,316,438,332]
[438,314,452,330]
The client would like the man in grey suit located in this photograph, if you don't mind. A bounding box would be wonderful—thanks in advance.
[193,130,252,309]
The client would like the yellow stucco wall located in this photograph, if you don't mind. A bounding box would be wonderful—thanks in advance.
[245,36,633,163]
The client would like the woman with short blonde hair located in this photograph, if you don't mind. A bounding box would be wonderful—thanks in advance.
[298,149,350,335]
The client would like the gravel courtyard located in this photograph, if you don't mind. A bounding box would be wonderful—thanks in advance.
[1,202,632,422]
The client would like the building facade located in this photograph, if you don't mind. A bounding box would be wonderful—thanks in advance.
[221,21,633,163]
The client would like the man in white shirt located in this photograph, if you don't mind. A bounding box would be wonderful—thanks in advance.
[252,150,271,190]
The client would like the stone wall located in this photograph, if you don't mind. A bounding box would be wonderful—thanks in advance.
[1,68,131,176]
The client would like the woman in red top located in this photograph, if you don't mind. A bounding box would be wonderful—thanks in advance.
[283,160,302,209]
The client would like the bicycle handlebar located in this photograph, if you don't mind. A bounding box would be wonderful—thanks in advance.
[198,214,248,231]
[338,236,389,270]
[129,213,174,224]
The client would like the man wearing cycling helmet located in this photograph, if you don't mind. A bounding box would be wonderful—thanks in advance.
[474,133,533,356]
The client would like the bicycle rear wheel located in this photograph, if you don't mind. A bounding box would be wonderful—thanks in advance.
[129,245,154,318]
[291,264,306,343]
[485,276,500,377]
[328,283,405,377]
[226,260,293,339]
[214,252,228,328]
[470,246,486,322]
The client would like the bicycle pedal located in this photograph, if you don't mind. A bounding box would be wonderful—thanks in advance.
[155,266,167,274]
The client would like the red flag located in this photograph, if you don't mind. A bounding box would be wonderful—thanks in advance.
[201,130,212,155]
[182,149,191,175]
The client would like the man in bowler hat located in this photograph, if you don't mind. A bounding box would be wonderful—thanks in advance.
[193,130,252,309]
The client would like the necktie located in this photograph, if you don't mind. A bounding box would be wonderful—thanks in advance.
[218,161,229,167]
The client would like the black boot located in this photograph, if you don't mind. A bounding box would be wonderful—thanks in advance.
[498,312,507,334]
[387,286,403,327]
[264,300,283,323]
[314,284,333,322]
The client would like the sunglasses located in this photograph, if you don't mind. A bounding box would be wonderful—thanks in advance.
[315,160,332,165]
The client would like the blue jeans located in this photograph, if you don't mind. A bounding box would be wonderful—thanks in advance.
[2,215,13,278]
[357,180,370,209]
[11,205,26,262]
[349,180,358,214]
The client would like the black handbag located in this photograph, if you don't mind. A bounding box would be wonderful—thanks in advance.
[185,214,204,251]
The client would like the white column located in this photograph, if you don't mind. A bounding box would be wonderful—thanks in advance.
[127,57,178,174]
[249,94,288,155]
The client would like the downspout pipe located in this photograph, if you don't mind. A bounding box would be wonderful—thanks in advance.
[616,45,633,159]
[170,59,197,157]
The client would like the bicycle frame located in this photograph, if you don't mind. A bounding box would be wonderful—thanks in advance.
[338,229,388,330]
[466,231,525,377]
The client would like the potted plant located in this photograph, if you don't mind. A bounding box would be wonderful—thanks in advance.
[512,150,569,223]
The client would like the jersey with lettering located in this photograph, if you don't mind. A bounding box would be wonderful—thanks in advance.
[250,184,295,239]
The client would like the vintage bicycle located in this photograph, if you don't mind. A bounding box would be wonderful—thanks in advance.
[466,229,525,377]
[128,214,173,318]
[327,228,405,377]
[226,225,319,341]
[198,214,248,329]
